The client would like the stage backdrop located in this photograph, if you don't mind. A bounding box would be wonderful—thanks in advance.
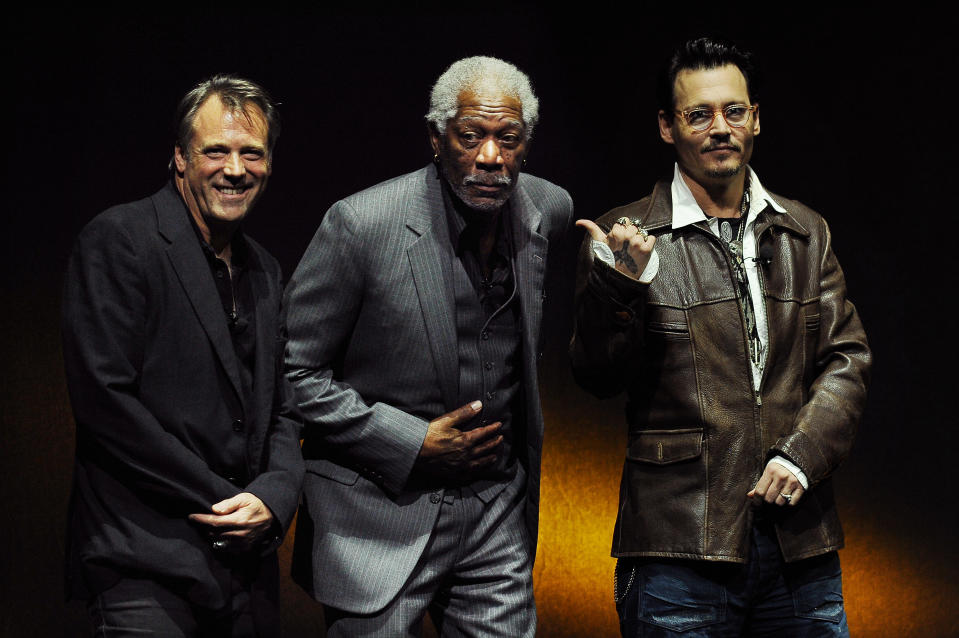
[2,5,955,637]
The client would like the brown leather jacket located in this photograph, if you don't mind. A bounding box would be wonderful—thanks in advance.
[570,180,871,563]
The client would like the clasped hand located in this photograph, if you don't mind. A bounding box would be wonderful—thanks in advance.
[189,492,275,552]
[416,400,503,479]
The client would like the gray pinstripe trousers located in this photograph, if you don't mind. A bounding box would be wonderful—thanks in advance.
[324,467,535,637]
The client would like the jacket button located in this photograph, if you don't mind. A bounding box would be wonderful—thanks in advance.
[429,492,441,504]
[232,419,244,432]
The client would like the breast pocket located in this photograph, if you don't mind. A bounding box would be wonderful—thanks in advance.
[646,305,691,342]
[801,302,821,394]
[643,306,693,380]
[647,320,691,342]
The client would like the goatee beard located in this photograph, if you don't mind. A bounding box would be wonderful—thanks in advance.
[705,163,743,179]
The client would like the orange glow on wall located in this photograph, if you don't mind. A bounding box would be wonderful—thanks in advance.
[276,383,958,637]
[530,397,959,637]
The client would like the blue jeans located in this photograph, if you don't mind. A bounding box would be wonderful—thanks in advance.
[615,515,848,637]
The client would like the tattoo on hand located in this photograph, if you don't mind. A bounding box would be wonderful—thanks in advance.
[613,247,639,274]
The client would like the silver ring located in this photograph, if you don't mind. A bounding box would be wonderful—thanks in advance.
[638,227,649,240]
[780,492,793,502]
[615,216,634,227]
[212,539,229,550]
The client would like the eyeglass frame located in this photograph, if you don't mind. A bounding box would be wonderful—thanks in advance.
[674,104,758,131]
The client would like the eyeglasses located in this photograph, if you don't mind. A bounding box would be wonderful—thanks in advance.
[675,104,758,131]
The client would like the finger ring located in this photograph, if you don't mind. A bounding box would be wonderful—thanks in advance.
[780,492,793,502]
[213,539,229,550]
[637,227,649,240]
[616,216,634,227]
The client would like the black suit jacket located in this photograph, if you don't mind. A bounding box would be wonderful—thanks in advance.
[62,182,303,609]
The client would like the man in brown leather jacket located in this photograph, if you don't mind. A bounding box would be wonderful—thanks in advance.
[571,38,871,636]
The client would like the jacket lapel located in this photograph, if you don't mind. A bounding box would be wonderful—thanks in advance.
[509,177,548,361]
[407,167,459,411]
[153,183,245,406]
[248,244,275,448]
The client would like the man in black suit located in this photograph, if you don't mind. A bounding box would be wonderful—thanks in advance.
[62,75,303,636]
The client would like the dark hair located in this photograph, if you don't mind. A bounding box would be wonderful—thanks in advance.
[172,74,280,163]
[657,37,760,123]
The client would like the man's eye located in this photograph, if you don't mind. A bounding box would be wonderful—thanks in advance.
[205,150,226,159]
[461,132,479,144]
[725,106,749,121]
[243,152,264,161]
[500,134,520,146]
[686,110,712,125]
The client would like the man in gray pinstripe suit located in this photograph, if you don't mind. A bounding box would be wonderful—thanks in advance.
[284,56,572,636]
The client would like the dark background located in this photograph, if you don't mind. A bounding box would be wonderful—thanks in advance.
[2,4,955,637]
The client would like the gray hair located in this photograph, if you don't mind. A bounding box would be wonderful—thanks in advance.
[426,56,539,139]
[171,74,280,168]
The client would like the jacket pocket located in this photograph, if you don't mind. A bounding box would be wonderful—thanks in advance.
[306,459,359,486]
[646,321,690,342]
[627,428,703,465]
[801,305,821,396]
[618,428,707,556]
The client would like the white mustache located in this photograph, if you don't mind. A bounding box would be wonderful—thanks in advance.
[463,174,512,187]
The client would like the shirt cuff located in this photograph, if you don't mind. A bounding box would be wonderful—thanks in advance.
[767,456,809,490]
[592,240,659,284]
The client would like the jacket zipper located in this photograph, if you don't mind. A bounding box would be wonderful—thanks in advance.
[700,224,758,400]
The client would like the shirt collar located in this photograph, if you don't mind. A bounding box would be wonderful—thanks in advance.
[183,202,248,267]
[669,163,788,230]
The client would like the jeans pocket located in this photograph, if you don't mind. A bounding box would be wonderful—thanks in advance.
[792,576,845,623]
[639,566,725,632]
[789,552,846,624]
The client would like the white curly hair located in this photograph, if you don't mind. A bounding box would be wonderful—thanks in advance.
[426,56,539,139]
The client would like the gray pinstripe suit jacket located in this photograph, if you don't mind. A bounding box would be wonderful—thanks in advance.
[284,164,572,614]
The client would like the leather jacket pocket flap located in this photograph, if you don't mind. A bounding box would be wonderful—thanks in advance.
[627,429,703,465]
[306,459,360,486]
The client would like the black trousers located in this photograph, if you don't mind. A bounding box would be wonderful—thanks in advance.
[86,561,279,638]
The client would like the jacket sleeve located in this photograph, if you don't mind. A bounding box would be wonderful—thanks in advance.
[772,220,872,485]
[244,265,305,539]
[569,230,650,399]
[62,212,237,512]
[283,200,429,496]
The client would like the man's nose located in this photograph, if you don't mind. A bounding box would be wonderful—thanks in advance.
[223,152,246,178]
[475,139,504,169]
[709,111,732,136]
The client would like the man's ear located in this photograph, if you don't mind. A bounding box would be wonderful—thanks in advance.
[658,111,675,145]
[752,103,760,137]
[174,145,188,173]
[428,123,443,156]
